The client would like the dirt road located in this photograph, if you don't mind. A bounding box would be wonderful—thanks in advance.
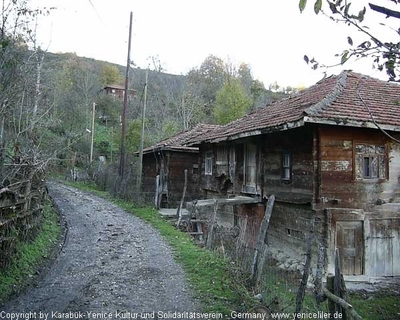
[1,182,201,317]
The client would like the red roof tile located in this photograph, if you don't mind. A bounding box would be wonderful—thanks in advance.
[142,124,219,154]
[191,71,400,144]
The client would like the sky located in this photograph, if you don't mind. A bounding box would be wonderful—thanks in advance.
[30,0,398,88]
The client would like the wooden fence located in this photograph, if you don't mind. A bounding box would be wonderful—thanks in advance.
[0,178,47,272]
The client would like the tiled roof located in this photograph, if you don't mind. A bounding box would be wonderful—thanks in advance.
[142,124,219,154]
[191,71,400,144]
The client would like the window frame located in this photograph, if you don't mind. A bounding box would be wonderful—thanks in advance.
[281,150,292,182]
[354,142,387,181]
[215,146,229,176]
[244,143,257,187]
[242,142,258,194]
[204,150,213,176]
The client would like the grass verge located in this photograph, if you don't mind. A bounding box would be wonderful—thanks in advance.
[0,200,62,304]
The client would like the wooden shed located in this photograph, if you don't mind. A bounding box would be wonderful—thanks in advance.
[141,124,218,208]
[190,71,400,281]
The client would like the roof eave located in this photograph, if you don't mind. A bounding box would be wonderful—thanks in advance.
[142,146,199,155]
[201,119,306,144]
[304,116,400,132]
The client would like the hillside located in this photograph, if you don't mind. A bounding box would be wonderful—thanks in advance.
[36,51,288,165]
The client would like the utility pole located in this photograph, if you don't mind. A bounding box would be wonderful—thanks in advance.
[119,11,133,177]
[137,69,148,191]
[90,102,96,162]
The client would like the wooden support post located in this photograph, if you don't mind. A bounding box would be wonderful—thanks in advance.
[254,245,268,288]
[176,169,188,227]
[250,195,275,288]
[205,199,218,249]
[154,175,160,209]
[295,217,316,316]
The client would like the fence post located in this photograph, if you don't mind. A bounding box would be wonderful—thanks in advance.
[334,248,347,319]
[250,195,275,288]
[315,238,326,304]
[205,199,217,249]
[327,273,336,316]
[295,217,316,316]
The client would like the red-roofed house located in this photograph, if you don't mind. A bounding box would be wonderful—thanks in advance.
[191,71,400,280]
[141,124,218,208]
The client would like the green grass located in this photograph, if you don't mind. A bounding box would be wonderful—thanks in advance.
[350,293,400,320]
[0,200,61,304]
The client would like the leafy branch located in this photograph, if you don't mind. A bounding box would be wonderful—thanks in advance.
[300,0,400,81]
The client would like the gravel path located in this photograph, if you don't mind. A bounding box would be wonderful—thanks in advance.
[1,182,201,318]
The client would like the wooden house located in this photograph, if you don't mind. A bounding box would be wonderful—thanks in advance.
[190,71,400,281]
[101,85,135,100]
[141,124,218,208]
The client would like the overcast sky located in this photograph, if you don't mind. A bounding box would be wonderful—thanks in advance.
[31,0,397,88]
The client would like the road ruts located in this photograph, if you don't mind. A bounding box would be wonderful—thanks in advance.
[1,182,200,318]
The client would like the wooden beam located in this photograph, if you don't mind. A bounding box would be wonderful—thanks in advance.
[322,287,363,320]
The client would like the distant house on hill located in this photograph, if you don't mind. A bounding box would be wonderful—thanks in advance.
[101,84,135,100]
[140,124,219,208]
[189,70,400,281]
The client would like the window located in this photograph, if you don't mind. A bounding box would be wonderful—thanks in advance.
[242,143,257,194]
[244,143,257,187]
[192,164,199,175]
[355,144,386,180]
[282,151,292,181]
[216,146,228,176]
[205,151,212,175]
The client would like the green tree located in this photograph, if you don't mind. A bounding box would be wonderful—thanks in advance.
[214,79,252,125]
[300,0,400,81]
[126,119,152,153]
[100,64,123,86]
[95,94,121,125]
[187,55,227,115]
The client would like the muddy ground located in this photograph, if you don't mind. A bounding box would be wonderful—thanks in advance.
[1,182,201,318]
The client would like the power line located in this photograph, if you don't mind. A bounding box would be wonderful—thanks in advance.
[87,0,106,26]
